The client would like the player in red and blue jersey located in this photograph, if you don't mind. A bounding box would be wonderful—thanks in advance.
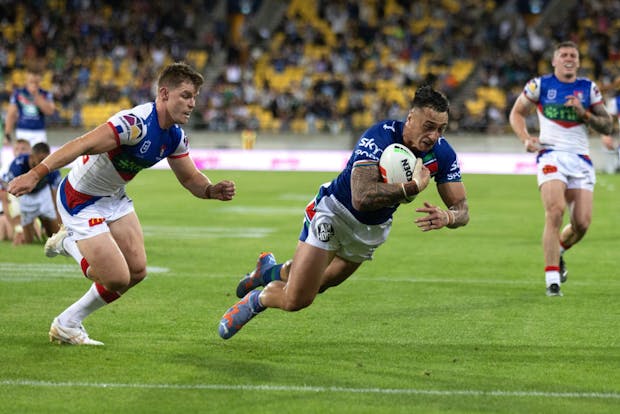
[2,142,61,244]
[218,85,470,340]
[509,41,613,297]
[8,62,237,345]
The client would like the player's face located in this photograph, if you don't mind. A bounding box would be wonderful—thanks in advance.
[552,47,580,80]
[164,81,199,125]
[25,73,42,95]
[13,141,31,157]
[403,107,448,153]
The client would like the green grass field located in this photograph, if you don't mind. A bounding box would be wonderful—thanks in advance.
[0,170,618,414]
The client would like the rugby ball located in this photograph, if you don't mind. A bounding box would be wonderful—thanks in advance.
[379,143,421,203]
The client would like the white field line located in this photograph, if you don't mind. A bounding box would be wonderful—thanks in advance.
[0,262,614,286]
[0,379,618,399]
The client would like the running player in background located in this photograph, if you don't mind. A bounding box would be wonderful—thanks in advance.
[600,93,619,173]
[8,62,236,345]
[509,41,613,297]
[218,85,469,340]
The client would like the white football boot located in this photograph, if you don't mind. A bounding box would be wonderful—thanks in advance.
[44,225,70,258]
[49,317,104,346]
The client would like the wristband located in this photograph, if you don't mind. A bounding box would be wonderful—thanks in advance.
[446,209,455,225]
[31,161,51,180]
[401,181,417,202]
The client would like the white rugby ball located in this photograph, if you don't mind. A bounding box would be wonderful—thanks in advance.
[379,143,421,203]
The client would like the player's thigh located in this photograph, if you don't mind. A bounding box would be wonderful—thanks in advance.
[77,232,130,284]
[539,180,567,212]
[321,256,361,289]
[285,241,336,301]
[565,188,593,227]
[108,212,146,275]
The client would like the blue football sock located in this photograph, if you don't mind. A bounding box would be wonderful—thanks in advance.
[261,264,282,285]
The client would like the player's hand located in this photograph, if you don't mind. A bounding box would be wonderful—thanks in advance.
[7,172,38,197]
[208,180,236,201]
[414,201,452,232]
[523,136,541,153]
[564,94,585,116]
[413,164,431,194]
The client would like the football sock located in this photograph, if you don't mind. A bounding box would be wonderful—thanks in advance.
[545,266,561,287]
[57,283,120,328]
[63,236,84,264]
[261,263,283,285]
[253,291,266,312]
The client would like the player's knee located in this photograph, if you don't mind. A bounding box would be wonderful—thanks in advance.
[573,219,590,236]
[104,276,131,292]
[130,266,148,285]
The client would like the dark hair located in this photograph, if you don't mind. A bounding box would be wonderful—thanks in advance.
[32,142,51,155]
[157,62,204,90]
[412,84,449,113]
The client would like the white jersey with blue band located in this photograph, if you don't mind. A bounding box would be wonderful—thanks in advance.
[522,74,604,155]
[60,102,190,215]
[318,119,461,225]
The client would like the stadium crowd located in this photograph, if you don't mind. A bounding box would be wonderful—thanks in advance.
[1,0,620,137]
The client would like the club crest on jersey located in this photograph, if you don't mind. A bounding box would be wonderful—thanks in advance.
[121,114,145,141]
[139,140,151,154]
[159,145,167,157]
[546,89,557,100]
[573,91,584,101]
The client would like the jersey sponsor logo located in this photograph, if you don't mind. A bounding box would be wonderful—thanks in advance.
[527,79,538,93]
[542,164,558,174]
[354,149,380,161]
[317,222,334,242]
[358,137,382,156]
[88,217,106,227]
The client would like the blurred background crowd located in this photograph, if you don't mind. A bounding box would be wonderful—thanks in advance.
[1,0,620,137]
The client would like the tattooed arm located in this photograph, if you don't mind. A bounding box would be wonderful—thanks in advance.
[350,162,430,211]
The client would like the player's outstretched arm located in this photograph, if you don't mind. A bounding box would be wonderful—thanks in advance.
[168,155,235,201]
[414,182,469,231]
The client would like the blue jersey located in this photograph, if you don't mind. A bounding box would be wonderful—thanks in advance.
[322,119,461,225]
[4,154,62,194]
[9,87,53,131]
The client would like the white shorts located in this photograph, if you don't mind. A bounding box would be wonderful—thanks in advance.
[15,129,47,146]
[56,187,135,241]
[536,150,595,191]
[299,192,392,263]
[18,186,57,225]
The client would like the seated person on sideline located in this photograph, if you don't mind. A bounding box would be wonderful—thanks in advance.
[218,85,469,340]
[2,142,61,244]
